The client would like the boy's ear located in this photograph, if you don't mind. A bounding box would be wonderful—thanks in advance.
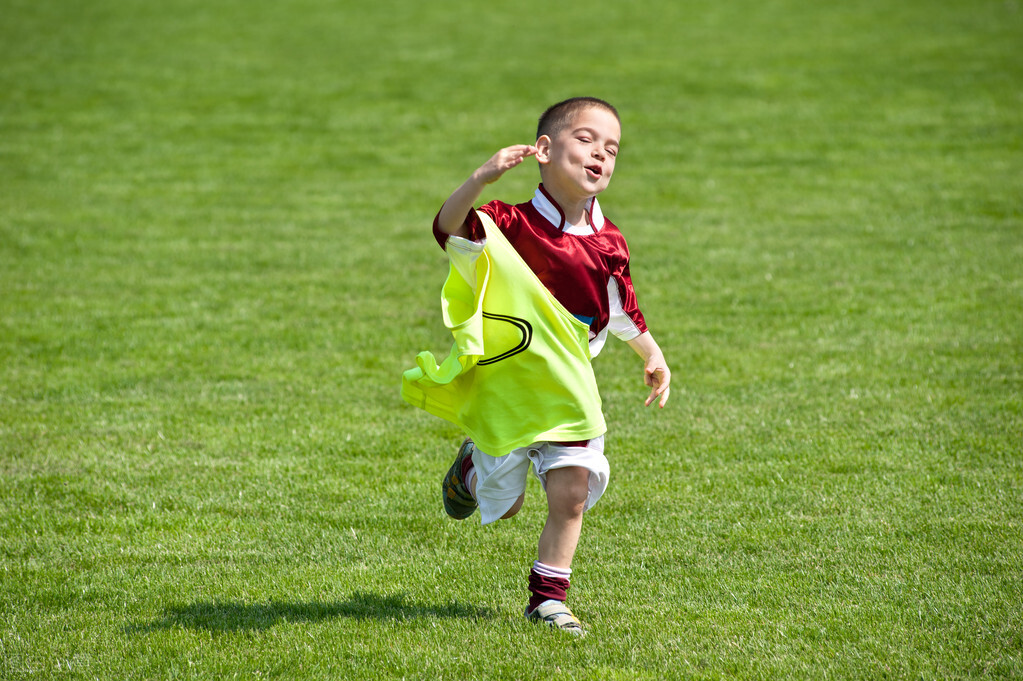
[535,135,552,164]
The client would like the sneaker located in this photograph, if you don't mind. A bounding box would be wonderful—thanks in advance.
[443,438,477,519]
[525,599,586,637]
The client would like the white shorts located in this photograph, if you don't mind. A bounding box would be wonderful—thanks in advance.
[472,436,610,525]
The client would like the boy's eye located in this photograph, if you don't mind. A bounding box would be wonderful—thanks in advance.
[607,148,618,157]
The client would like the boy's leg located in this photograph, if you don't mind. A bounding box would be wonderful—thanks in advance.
[537,466,591,568]
[526,465,591,636]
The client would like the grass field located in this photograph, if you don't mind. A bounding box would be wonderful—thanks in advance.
[2,0,1021,678]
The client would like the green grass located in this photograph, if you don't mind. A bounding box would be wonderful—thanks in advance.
[2,0,1021,678]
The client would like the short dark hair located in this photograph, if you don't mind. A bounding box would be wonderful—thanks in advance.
[536,97,620,140]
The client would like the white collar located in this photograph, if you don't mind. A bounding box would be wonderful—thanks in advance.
[531,186,605,236]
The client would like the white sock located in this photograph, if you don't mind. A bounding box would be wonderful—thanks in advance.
[532,560,572,579]
[464,467,477,499]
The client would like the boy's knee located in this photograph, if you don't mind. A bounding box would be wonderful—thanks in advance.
[546,467,590,516]
[500,494,525,519]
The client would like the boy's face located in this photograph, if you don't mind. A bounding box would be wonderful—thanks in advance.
[537,106,621,204]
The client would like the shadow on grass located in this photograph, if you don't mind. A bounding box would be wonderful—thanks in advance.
[125,591,494,634]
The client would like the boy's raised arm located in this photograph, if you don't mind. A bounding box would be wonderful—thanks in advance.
[436,145,538,239]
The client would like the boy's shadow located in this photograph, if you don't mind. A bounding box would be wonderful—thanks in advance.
[126,591,494,634]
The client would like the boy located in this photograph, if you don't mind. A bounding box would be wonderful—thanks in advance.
[402,97,670,636]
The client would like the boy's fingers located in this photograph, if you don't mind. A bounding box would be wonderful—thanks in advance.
[498,145,537,169]
[510,146,537,162]
[645,366,668,385]
[643,366,670,407]
[644,384,669,408]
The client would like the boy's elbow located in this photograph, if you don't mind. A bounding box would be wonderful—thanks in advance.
[440,221,471,239]
[433,212,470,246]
[434,206,472,238]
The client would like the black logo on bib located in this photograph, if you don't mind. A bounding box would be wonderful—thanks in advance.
[478,312,533,366]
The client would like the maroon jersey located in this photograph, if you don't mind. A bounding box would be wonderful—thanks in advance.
[433,185,647,357]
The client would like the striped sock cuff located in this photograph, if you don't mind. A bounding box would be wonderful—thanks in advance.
[532,560,571,579]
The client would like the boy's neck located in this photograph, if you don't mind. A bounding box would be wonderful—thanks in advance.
[541,183,593,230]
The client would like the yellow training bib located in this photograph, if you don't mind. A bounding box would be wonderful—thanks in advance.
[401,212,606,456]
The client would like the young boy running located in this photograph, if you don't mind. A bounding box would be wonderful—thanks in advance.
[402,97,670,636]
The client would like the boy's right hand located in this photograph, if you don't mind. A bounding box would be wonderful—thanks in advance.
[437,145,538,238]
[474,145,538,185]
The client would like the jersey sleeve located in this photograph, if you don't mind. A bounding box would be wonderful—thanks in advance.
[608,261,647,341]
[432,201,513,250]
[432,209,486,249]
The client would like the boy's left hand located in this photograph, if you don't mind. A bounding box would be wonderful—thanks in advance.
[643,359,671,408]
[626,331,671,408]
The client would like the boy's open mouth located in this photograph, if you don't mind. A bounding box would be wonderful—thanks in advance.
[585,165,602,179]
